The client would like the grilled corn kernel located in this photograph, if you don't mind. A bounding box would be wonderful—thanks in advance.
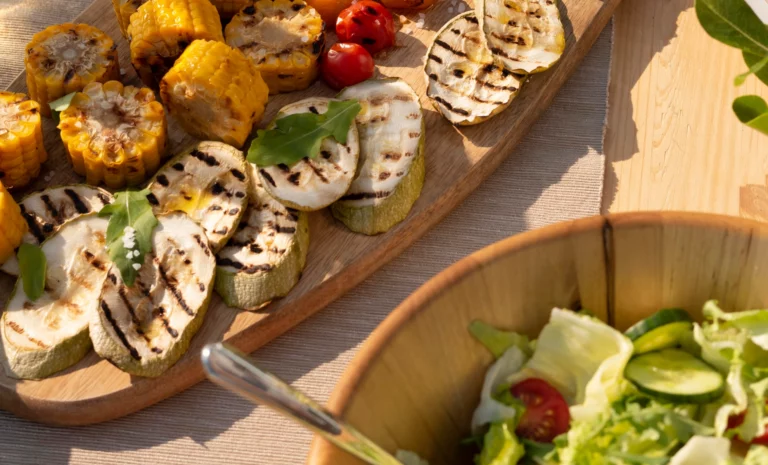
[128,0,224,88]
[58,81,167,189]
[25,23,119,117]
[112,0,148,38]
[209,0,251,19]
[160,40,269,147]
[0,181,27,263]
[0,92,47,189]
[225,0,324,94]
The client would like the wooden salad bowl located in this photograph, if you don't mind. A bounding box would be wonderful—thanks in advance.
[307,211,768,464]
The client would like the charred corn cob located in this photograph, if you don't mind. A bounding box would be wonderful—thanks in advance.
[112,0,148,38]
[160,40,269,147]
[128,0,224,88]
[58,81,167,189]
[0,181,27,264]
[210,0,251,19]
[25,23,119,117]
[225,0,324,94]
[0,92,47,189]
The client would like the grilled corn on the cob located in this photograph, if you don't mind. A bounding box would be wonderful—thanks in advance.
[58,81,167,189]
[160,40,269,147]
[210,0,251,19]
[0,92,47,189]
[25,23,119,116]
[112,0,148,38]
[0,181,27,264]
[128,0,224,88]
[225,0,324,94]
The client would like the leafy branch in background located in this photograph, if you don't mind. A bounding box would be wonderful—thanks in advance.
[696,0,768,135]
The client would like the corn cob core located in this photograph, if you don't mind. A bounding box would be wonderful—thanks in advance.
[225,0,324,94]
[160,40,269,147]
[210,0,252,19]
[128,0,225,88]
[0,92,48,189]
[112,0,148,38]
[58,81,167,189]
[25,23,119,117]
[0,181,27,263]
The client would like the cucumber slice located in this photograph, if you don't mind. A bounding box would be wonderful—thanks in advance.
[625,308,693,354]
[624,349,725,404]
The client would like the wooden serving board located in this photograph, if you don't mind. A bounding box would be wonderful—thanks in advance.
[1,0,619,425]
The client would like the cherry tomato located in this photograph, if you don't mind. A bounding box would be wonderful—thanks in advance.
[320,43,375,90]
[306,0,354,26]
[727,399,768,445]
[336,1,396,55]
[510,378,570,443]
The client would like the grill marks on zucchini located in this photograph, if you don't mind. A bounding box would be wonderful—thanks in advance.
[425,12,522,125]
[149,142,249,253]
[257,98,360,211]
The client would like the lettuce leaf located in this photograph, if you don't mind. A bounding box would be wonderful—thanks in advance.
[744,445,768,465]
[477,420,526,465]
[469,320,532,359]
[395,450,429,465]
[472,346,529,431]
[668,436,730,465]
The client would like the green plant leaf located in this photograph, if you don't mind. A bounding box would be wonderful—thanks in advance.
[98,189,158,287]
[49,92,77,124]
[733,95,768,135]
[695,0,768,57]
[735,54,768,85]
[17,244,46,301]
[744,51,768,86]
[247,99,361,167]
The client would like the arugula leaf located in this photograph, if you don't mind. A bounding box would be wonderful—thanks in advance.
[17,244,46,301]
[248,99,361,167]
[733,95,768,135]
[49,92,77,124]
[695,0,768,57]
[98,189,158,287]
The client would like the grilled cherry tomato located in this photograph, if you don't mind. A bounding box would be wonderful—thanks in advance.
[510,378,570,443]
[306,0,354,25]
[336,1,396,55]
[320,43,375,90]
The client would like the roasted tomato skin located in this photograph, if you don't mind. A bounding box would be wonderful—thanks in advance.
[510,378,571,443]
[336,1,396,55]
[320,43,375,90]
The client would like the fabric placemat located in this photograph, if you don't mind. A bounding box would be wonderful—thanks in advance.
[0,1,612,463]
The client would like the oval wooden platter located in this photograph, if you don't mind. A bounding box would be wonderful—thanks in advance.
[0,0,620,425]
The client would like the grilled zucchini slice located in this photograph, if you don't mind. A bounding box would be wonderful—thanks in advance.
[332,78,425,235]
[476,0,565,74]
[1,215,110,379]
[216,166,309,310]
[225,0,325,94]
[1,185,113,276]
[425,12,522,125]
[256,98,359,211]
[90,213,216,377]
[148,141,249,253]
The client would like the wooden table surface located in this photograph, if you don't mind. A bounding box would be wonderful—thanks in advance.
[605,0,768,220]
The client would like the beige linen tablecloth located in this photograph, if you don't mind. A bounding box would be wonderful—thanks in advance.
[0,1,612,463]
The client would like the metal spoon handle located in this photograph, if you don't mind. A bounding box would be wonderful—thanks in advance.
[201,342,402,465]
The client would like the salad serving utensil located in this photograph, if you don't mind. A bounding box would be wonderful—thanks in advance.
[201,342,403,465]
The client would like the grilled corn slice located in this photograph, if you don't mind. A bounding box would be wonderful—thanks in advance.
[112,0,148,38]
[0,181,27,264]
[58,81,167,189]
[160,40,269,147]
[0,92,47,189]
[225,0,324,94]
[210,0,251,19]
[25,23,119,116]
[128,0,224,88]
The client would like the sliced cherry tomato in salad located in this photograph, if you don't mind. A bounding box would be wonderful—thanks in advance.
[336,1,396,55]
[727,398,768,445]
[510,378,570,443]
[320,43,375,90]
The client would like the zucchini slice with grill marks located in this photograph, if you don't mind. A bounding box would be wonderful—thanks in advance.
[89,213,216,377]
[257,98,360,211]
[476,0,565,74]
[1,214,110,379]
[147,141,249,253]
[332,78,425,235]
[425,12,522,125]
[216,165,310,310]
[1,185,113,276]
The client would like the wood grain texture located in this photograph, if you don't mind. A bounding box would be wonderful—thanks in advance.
[0,0,620,425]
[603,0,768,215]
[308,211,768,464]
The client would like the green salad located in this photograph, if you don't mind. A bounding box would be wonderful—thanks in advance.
[399,301,768,465]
